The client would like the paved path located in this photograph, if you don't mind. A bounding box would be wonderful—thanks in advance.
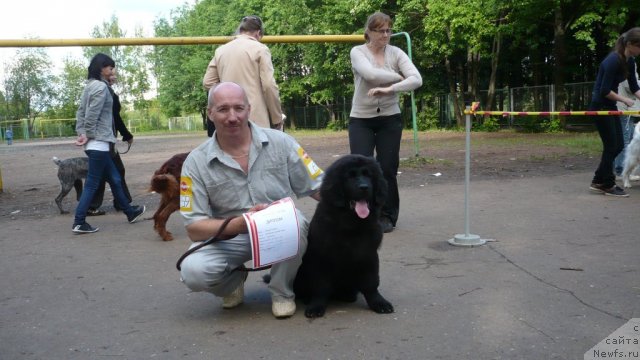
[1,165,638,359]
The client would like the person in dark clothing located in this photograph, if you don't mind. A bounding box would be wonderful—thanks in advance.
[206,110,215,137]
[589,27,640,197]
[87,72,133,215]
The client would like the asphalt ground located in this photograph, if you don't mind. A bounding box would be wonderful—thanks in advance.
[0,135,638,360]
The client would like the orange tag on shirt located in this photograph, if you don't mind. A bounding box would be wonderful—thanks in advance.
[297,146,322,179]
[179,176,193,212]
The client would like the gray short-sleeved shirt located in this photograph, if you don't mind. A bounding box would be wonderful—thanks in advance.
[180,122,324,226]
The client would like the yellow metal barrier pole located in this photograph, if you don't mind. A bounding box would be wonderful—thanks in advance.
[465,109,640,116]
[0,35,365,47]
[0,34,424,156]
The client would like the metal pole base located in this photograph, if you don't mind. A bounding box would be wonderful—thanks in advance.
[448,233,486,247]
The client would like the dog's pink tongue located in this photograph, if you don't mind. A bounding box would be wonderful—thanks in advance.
[355,200,370,219]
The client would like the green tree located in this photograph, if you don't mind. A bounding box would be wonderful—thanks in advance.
[0,90,9,121]
[147,0,639,131]
[54,56,86,119]
[152,1,225,126]
[416,0,496,126]
[83,15,152,111]
[3,47,55,135]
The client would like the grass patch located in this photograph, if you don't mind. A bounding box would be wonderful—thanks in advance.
[555,133,602,156]
[400,156,453,168]
[126,128,602,157]
[458,131,601,155]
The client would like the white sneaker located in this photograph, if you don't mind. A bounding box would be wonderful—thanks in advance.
[272,298,296,318]
[222,271,247,309]
[616,174,640,181]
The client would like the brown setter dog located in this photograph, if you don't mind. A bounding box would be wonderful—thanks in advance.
[149,152,190,241]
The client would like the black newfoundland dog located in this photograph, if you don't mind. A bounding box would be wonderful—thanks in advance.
[294,154,394,318]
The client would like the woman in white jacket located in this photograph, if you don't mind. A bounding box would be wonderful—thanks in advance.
[614,69,640,179]
[349,11,422,233]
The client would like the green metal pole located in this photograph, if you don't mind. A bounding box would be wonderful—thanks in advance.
[392,32,419,157]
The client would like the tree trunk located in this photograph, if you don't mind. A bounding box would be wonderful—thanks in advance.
[467,49,479,98]
[319,101,336,123]
[288,98,297,130]
[553,6,567,127]
[445,56,463,127]
[200,109,207,131]
[28,116,35,138]
[487,31,502,111]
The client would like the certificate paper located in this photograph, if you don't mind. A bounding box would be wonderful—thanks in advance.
[242,197,300,268]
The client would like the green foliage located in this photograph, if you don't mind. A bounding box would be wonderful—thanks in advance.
[572,12,603,51]
[416,106,438,130]
[83,15,153,112]
[3,48,56,134]
[3,0,640,133]
[472,116,501,132]
[326,117,348,131]
[540,116,563,133]
[53,57,86,119]
[514,117,543,133]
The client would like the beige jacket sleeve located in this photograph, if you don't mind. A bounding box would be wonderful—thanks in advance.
[203,56,220,90]
[258,46,283,126]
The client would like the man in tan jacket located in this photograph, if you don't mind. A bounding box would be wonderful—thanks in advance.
[203,15,284,131]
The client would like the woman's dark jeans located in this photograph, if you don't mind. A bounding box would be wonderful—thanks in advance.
[590,102,624,188]
[348,114,403,225]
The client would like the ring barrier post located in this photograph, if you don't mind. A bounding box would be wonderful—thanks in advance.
[448,103,486,247]
[445,106,640,247]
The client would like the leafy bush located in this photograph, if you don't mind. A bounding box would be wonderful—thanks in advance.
[540,117,563,133]
[326,117,348,131]
[514,117,542,132]
[416,106,439,130]
[472,116,500,132]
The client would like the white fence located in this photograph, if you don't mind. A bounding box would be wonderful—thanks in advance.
[0,116,205,141]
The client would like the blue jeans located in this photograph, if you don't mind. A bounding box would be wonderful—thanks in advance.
[348,114,403,225]
[614,115,634,175]
[74,150,135,225]
[90,151,131,210]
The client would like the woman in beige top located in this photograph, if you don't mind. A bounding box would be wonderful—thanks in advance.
[203,15,283,131]
[349,11,422,233]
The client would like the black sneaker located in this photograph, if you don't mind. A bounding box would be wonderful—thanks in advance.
[127,205,146,223]
[603,185,629,197]
[589,183,606,193]
[72,222,99,234]
[379,217,395,233]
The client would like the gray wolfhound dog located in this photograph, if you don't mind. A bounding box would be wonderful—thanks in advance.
[52,156,89,214]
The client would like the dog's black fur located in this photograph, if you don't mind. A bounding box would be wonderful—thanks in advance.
[52,156,89,214]
[294,154,394,318]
